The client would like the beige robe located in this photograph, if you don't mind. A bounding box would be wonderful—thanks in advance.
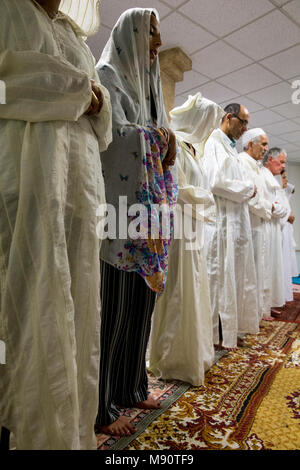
[0,0,112,450]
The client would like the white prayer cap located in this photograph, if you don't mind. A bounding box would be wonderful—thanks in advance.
[241,128,267,150]
[60,0,102,37]
[169,92,225,144]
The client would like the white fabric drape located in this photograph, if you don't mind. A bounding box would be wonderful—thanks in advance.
[60,0,101,37]
[0,0,112,450]
[202,129,259,349]
[170,92,224,145]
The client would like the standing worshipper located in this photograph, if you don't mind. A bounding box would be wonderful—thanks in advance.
[202,104,259,351]
[149,93,224,386]
[283,175,298,279]
[95,8,178,437]
[280,171,298,302]
[239,129,274,321]
[261,148,289,311]
[0,0,112,450]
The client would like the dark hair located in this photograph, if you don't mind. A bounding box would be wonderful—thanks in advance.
[221,103,241,123]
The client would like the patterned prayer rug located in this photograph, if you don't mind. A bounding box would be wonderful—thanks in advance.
[124,320,300,451]
[96,376,190,450]
[96,351,227,450]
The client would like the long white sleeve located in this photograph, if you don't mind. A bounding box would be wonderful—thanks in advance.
[238,155,273,221]
[248,192,272,220]
[176,143,215,222]
[272,201,289,220]
[211,175,255,203]
[203,135,255,204]
[0,49,92,122]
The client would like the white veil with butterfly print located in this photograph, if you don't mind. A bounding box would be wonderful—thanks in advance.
[96,8,178,294]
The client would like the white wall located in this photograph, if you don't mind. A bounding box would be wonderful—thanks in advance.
[288,163,300,275]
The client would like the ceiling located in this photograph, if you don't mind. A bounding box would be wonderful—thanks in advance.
[87,0,300,163]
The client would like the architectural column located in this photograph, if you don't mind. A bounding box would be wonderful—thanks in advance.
[159,47,192,119]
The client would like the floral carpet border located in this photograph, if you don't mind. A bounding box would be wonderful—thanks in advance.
[125,321,300,450]
[97,380,190,450]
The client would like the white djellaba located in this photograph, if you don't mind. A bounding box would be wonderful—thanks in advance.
[0,0,112,450]
[285,183,299,279]
[260,166,288,308]
[275,177,298,302]
[202,127,259,349]
[239,129,273,320]
[149,93,224,386]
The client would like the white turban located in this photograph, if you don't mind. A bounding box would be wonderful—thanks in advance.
[169,92,225,145]
[241,128,267,150]
[60,0,102,37]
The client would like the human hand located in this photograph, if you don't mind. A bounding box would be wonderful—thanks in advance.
[250,184,257,199]
[85,80,103,116]
[288,212,295,224]
[162,128,177,170]
[91,81,104,111]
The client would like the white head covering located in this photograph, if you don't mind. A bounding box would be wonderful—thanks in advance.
[241,128,267,150]
[59,0,101,37]
[98,8,167,127]
[169,92,225,145]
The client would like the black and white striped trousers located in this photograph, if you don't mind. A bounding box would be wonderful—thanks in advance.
[96,260,157,426]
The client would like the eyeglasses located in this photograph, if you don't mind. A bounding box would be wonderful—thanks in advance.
[232,114,248,127]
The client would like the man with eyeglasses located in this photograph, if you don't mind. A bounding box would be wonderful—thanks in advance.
[202,103,259,352]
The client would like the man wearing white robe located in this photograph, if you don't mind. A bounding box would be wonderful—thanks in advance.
[261,148,289,311]
[202,103,259,351]
[0,0,112,450]
[278,171,297,302]
[239,129,274,320]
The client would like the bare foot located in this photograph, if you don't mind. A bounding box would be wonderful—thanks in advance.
[135,394,161,410]
[237,337,245,347]
[271,308,283,317]
[223,346,238,352]
[263,316,274,321]
[98,416,136,437]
